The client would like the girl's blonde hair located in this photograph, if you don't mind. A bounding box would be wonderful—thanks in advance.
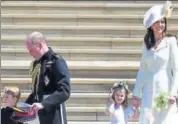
[3,86,21,104]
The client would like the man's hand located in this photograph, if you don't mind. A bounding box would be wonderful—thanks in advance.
[31,103,44,112]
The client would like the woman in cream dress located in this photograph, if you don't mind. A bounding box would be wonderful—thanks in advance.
[133,1,178,124]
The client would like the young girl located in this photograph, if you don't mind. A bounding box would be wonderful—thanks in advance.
[105,82,139,124]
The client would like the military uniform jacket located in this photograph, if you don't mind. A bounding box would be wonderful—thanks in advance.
[1,107,23,124]
[26,48,71,124]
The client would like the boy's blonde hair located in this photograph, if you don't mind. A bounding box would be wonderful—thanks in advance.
[3,86,21,103]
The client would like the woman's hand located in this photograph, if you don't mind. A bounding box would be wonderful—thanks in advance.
[168,96,176,104]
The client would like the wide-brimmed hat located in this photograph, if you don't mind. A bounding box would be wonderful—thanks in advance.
[143,1,173,29]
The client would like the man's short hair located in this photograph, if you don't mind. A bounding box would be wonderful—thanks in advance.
[26,31,45,46]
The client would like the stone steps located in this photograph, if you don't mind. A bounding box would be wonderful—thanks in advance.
[1,47,142,61]
[1,60,139,79]
[1,36,142,50]
[1,14,143,26]
[1,77,135,93]
[1,77,135,107]
[2,25,146,38]
[2,13,178,26]
[1,92,133,106]
[2,1,178,15]
[2,25,178,38]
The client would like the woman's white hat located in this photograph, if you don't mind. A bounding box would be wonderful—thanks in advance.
[143,1,173,29]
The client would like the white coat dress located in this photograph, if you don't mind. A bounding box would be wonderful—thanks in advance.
[133,36,178,124]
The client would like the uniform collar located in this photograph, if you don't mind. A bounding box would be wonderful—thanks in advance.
[36,47,54,63]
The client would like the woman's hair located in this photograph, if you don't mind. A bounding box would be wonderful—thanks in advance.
[144,17,169,50]
[3,86,21,104]
[109,81,129,108]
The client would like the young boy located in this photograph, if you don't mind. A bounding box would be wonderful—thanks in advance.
[1,86,22,124]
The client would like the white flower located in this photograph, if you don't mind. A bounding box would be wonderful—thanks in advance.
[155,91,169,111]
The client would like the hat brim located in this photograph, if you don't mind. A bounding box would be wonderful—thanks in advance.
[143,4,165,28]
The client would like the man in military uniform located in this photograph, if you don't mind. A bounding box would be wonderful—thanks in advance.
[25,31,71,124]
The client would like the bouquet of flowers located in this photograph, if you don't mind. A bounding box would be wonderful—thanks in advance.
[155,91,169,111]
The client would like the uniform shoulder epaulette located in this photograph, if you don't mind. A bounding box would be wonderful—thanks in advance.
[52,53,63,60]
